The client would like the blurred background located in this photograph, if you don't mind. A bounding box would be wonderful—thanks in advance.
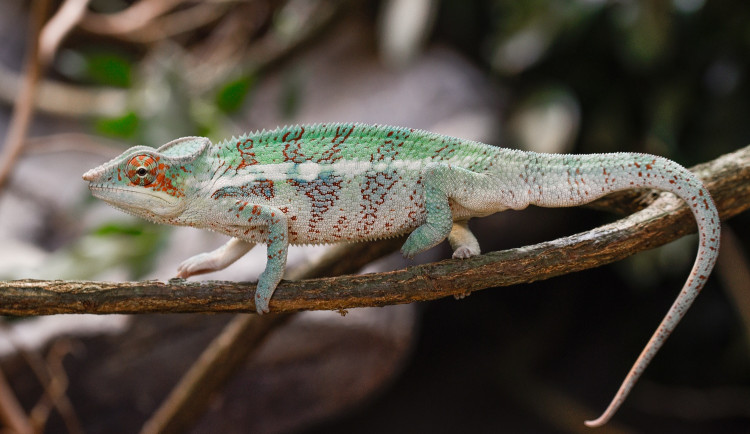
[0,0,749,432]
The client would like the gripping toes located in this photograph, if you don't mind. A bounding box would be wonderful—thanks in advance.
[452,246,479,259]
[402,224,446,258]
[176,253,215,278]
[449,221,480,259]
[175,238,255,278]
[255,282,273,314]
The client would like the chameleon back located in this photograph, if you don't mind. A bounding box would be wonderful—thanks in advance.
[202,123,500,244]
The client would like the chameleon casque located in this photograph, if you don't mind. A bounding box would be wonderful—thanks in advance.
[83,123,720,427]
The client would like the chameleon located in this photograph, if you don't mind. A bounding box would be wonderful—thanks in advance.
[82,123,719,427]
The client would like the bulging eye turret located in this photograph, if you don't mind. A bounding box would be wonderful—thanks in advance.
[126,155,158,185]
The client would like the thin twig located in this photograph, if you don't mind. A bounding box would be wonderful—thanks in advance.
[80,0,185,35]
[28,340,83,434]
[187,0,345,93]
[140,313,293,434]
[0,322,83,434]
[0,63,128,118]
[38,0,91,65]
[0,0,91,193]
[0,0,50,193]
[83,1,232,43]
[1,145,748,316]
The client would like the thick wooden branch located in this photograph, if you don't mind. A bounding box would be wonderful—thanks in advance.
[1,145,749,316]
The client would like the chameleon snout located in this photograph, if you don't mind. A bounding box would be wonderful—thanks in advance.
[82,168,101,182]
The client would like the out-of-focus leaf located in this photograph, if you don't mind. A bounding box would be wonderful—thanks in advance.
[280,70,303,119]
[32,222,169,280]
[95,112,139,138]
[216,76,256,113]
[86,52,133,87]
[611,1,672,71]
[93,224,147,237]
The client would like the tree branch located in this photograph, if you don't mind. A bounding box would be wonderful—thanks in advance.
[1,145,749,316]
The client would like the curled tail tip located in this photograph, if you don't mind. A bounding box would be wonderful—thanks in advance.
[583,415,608,428]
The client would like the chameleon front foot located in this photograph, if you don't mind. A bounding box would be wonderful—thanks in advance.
[176,254,215,278]
[176,238,255,278]
[254,288,272,314]
[401,224,449,258]
[254,269,283,314]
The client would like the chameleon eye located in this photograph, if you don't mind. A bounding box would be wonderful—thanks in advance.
[126,155,157,186]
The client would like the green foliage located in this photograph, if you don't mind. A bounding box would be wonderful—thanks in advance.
[85,52,133,87]
[280,70,304,119]
[93,223,151,237]
[95,112,139,138]
[215,75,256,113]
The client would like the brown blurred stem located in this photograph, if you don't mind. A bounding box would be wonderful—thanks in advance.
[0,0,50,193]
[139,313,293,434]
[0,0,91,192]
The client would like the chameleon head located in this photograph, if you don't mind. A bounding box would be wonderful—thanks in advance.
[82,137,211,223]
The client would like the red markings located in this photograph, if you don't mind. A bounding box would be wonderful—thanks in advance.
[290,177,343,234]
[282,126,304,143]
[360,171,400,235]
[235,138,259,171]
[283,142,306,163]
[318,125,351,163]
[432,144,454,160]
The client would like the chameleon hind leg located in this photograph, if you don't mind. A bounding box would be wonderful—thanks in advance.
[402,164,496,258]
[449,219,481,300]
[449,220,480,259]
[176,237,255,278]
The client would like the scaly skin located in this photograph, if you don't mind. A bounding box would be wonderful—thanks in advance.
[82,123,720,427]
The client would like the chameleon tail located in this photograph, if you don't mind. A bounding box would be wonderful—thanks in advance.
[508,151,720,426]
[575,154,720,427]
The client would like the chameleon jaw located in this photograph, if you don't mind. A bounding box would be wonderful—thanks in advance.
[87,184,184,219]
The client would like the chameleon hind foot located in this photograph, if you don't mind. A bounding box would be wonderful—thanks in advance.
[449,220,480,259]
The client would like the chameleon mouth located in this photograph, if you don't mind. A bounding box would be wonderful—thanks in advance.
[87,184,175,206]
